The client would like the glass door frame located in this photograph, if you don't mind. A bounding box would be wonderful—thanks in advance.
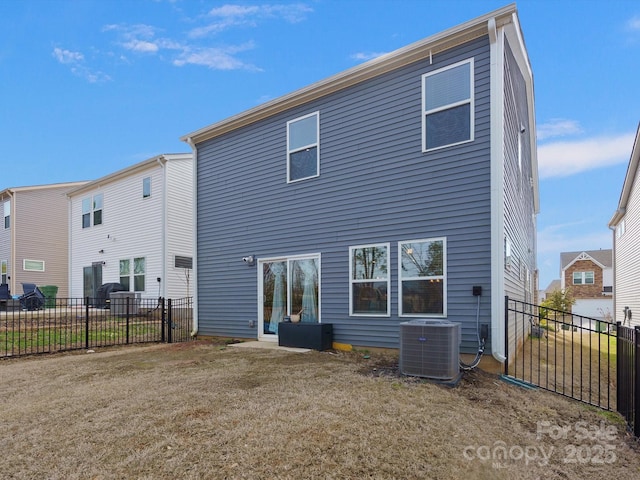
[257,252,321,341]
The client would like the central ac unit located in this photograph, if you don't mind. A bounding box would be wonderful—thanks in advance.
[399,319,461,380]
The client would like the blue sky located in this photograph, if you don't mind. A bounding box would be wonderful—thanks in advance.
[1,0,638,290]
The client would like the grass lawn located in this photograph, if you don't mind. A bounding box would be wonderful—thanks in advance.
[1,340,639,479]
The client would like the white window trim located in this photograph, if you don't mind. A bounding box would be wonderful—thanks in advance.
[3,201,10,229]
[573,271,595,285]
[286,111,320,183]
[257,252,322,341]
[349,243,391,317]
[23,259,45,272]
[398,237,447,318]
[421,58,474,152]
[143,177,151,198]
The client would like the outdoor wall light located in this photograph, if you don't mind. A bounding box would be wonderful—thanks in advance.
[242,255,255,266]
[99,249,104,254]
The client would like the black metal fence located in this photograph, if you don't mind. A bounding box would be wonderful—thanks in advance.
[0,296,193,359]
[616,323,640,437]
[504,296,615,410]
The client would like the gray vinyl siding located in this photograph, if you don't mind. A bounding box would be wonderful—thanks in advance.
[196,36,493,351]
[503,40,537,349]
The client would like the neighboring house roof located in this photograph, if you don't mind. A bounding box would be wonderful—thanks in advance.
[65,153,191,197]
[0,181,88,199]
[545,279,561,292]
[560,250,613,271]
[609,123,640,227]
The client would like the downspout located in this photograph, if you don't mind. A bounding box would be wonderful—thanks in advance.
[185,137,199,337]
[608,224,617,322]
[6,190,15,295]
[488,17,507,363]
[157,156,167,299]
[67,192,72,299]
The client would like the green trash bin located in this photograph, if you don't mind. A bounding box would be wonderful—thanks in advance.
[595,320,607,333]
[40,285,58,308]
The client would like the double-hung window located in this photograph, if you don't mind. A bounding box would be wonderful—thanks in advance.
[287,111,319,182]
[573,271,594,285]
[422,58,474,151]
[349,244,390,316]
[134,257,145,292]
[119,259,131,291]
[399,238,446,316]
[143,177,151,198]
[3,201,9,229]
[82,194,103,228]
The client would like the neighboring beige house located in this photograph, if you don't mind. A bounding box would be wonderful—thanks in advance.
[541,279,561,301]
[0,182,87,298]
[67,153,193,301]
[560,249,613,320]
[609,124,640,326]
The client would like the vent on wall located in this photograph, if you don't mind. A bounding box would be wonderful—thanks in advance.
[399,319,461,380]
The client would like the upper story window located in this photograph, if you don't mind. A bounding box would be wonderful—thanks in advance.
[82,194,103,228]
[399,238,446,317]
[422,58,474,152]
[573,271,594,285]
[3,200,10,229]
[349,243,390,316]
[143,177,151,198]
[287,111,319,182]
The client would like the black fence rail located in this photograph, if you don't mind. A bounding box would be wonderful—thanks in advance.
[0,296,193,359]
[617,323,640,437]
[505,296,615,411]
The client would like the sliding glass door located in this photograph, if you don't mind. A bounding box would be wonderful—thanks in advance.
[259,254,320,339]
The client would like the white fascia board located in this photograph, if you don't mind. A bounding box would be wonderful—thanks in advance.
[181,4,518,146]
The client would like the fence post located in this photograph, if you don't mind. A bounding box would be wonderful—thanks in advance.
[85,297,90,350]
[167,298,173,344]
[161,297,166,343]
[504,296,509,376]
[635,326,640,438]
[125,296,130,344]
[617,322,622,417]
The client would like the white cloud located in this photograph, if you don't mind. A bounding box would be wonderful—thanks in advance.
[52,47,84,64]
[537,132,635,179]
[190,3,313,37]
[52,47,110,83]
[537,118,583,140]
[123,40,159,53]
[627,15,640,30]
[350,51,388,61]
[173,43,261,71]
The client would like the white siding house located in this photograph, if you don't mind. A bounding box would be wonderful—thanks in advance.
[609,124,640,326]
[68,154,193,301]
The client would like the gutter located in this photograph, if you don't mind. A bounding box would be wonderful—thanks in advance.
[185,137,199,337]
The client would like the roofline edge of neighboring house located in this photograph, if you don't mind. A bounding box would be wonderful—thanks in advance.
[65,152,192,197]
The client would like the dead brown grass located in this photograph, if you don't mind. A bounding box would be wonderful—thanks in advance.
[1,340,639,479]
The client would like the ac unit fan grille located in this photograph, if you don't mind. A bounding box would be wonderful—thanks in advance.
[399,320,460,380]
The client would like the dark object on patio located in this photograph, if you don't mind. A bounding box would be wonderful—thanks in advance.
[19,282,45,311]
[0,283,10,300]
[95,282,128,309]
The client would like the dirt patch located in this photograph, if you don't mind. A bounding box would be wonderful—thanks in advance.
[1,341,639,479]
